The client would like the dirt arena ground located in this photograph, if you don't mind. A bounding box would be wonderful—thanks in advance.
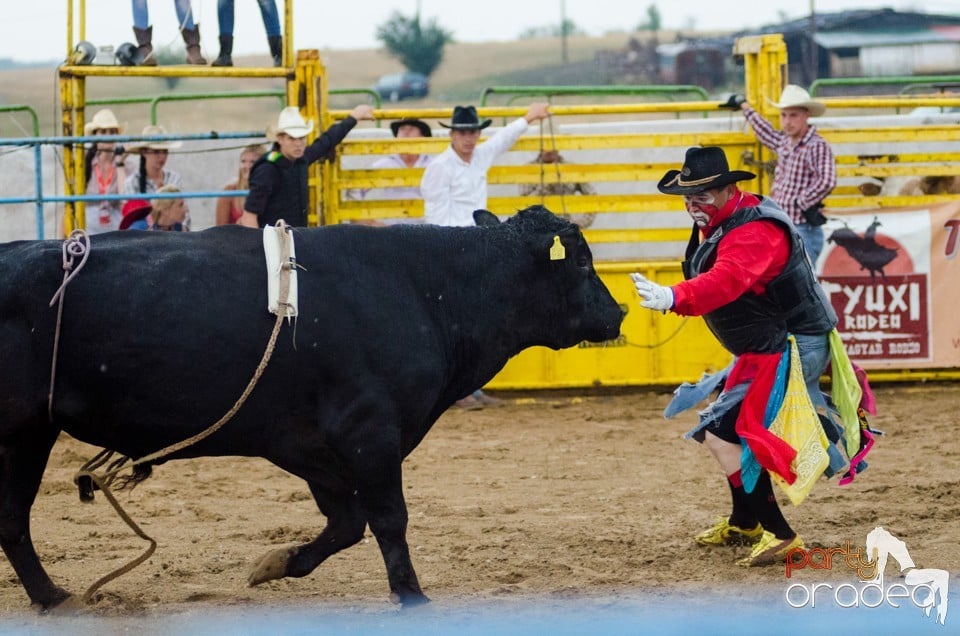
[0,383,957,621]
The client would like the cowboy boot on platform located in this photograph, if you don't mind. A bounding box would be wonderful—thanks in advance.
[133,26,157,66]
[181,26,207,65]
[212,35,233,67]
[268,35,283,67]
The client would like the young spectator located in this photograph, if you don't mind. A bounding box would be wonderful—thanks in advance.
[216,144,266,225]
[82,109,128,234]
[240,104,375,228]
[149,185,189,231]
[347,117,432,222]
[124,124,183,194]
[124,124,187,228]
[212,0,283,67]
[120,186,189,231]
[119,199,153,230]
[130,0,207,65]
[519,149,597,229]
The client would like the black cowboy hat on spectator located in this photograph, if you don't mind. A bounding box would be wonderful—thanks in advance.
[657,146,756,195]
[389,117,432,138]
[439,105,491,131]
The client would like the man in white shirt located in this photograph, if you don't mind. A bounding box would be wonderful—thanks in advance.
[421,103,550,227]
[420,103,549,410]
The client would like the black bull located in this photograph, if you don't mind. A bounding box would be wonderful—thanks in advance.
[0,206,623,609]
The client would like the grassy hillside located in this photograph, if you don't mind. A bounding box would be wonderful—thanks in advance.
[0,32,679,136]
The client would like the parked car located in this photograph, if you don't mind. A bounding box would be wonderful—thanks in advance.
[373,72,429,102]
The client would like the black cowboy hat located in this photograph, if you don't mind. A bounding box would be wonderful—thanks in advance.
[657,146,756,195]
[438,105,491,130]
[389,117,432,138]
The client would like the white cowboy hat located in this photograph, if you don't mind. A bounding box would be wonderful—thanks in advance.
[267,107,315,140]
[128,124,183,152]
[84,108,126,135]
[769,84,825,117]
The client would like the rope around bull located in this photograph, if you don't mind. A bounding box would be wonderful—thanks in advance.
[48,221,296,604]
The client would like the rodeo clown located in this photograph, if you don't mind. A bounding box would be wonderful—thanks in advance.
[631,147,876,567]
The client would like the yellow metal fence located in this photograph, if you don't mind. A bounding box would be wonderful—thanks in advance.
[322,34,960,387]
[52,25,960,387]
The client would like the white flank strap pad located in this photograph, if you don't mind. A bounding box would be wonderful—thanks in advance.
[263,223,299,318]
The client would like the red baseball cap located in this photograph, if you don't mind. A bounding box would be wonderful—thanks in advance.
[119,199,152,230]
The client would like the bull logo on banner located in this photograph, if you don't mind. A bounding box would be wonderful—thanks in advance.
[817,210,930,363]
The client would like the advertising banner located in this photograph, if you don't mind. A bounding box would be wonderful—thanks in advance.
[816,201,960,369]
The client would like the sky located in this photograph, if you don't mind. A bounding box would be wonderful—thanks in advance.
[4,0,960,64]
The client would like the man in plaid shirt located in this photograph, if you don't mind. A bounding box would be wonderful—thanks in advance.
[736,85,837,265]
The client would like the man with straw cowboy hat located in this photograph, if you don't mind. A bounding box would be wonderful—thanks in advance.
[240,104,374,228]
[724,84,837,264]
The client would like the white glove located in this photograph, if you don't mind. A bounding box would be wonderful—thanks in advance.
[630,273,674,311]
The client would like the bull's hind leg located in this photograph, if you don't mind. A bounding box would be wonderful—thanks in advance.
[0,426,71,609]
[349,446,427,606]
[247,482,367,587]
[248,448,427,607]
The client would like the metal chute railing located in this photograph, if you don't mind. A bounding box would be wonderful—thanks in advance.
[0,131,263,238]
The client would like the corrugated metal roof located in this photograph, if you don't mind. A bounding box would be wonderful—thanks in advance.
[738,8,960,38]
[814,29,960,49]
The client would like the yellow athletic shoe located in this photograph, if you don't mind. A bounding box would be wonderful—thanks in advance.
[694,517,763,547]
[737,531,805,567]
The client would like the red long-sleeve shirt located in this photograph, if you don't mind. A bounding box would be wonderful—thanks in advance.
[671,190,790,316]
[671,190,799,484]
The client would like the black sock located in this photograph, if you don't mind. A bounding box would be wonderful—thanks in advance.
[744,471,794,540]
[726,470,757,529]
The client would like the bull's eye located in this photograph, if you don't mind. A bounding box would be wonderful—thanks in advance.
[576,255,589,268]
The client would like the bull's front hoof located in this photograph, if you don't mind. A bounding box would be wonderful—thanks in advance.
[389,590,431,607]
[247,546,298,586]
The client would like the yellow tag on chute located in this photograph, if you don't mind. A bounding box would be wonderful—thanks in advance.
[549,235,566,261]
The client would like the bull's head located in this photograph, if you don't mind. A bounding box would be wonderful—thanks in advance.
[474,206,624,349]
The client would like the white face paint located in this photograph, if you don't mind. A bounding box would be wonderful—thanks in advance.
[683,191,718,227]
[688,211,712,227]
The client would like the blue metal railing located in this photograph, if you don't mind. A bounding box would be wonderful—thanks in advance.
[1,105,44,237]
[0,130,265,239]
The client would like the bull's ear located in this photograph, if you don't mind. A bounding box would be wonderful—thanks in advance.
[473,209,501,226]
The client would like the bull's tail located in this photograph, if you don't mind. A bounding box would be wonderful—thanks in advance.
[74,451,153,502]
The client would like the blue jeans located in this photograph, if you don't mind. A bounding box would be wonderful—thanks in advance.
[132,0,197,30]
[217,0,281,37]
[795,222,825,268]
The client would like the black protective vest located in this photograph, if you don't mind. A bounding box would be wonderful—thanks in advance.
[250,151,309,228]
[682,199,837,355]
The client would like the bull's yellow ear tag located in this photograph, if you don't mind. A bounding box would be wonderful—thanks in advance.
[549,235,566,261]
